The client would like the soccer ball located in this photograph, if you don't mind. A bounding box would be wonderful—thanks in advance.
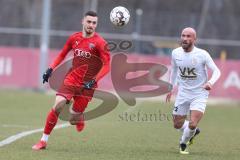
[110,6,130,26]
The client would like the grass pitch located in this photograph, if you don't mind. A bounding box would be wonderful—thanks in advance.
[0,90,239,160]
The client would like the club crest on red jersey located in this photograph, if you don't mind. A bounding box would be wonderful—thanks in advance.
[89,43,95,50]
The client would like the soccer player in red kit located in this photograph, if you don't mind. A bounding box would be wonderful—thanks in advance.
[32,11,110,150]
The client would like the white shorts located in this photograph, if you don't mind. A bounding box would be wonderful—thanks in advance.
[172,92,208,116]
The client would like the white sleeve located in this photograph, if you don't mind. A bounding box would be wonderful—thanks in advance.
[205,52,221,85]
[169,53,178,86]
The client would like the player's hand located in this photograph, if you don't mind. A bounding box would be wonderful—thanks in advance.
[166,92,172,103]
[203,82,212,90]
[83,79,96,89]
[42,68,53,84]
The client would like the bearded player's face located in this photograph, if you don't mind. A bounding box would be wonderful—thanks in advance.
[180,30,196,51]
[82,16,98,35]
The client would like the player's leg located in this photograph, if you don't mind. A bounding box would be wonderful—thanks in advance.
[42,95,67,136]
[181,98,206,146]
[69,89,94,132]
[187,110,202,145]
[187,98,207,145]
[180,110,203,145]
[32,95,67,150]
[69,96,89,132]
[173,114,188,130]
[172,100,191,154]
[173,114,190,154]
[172,100,190,132]
[69,97,88,132]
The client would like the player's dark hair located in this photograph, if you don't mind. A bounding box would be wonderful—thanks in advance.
[84,11,98,17]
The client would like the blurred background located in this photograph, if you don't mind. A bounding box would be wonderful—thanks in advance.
[0,0,239,100]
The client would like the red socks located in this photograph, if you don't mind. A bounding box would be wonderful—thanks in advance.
[43,109,58,135]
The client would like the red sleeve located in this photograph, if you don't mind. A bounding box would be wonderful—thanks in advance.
[95,39,110,81]
[50,36,72,69]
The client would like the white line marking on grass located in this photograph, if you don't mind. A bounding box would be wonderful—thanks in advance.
[1,124,30,128]
[0,123,70,147]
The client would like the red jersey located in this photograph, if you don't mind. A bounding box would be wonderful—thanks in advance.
[50,32,110,86]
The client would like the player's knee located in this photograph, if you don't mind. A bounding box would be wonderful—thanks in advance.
[53,96,67,114]
[173,122,183,129]
[189,121,197,130]
[69,115,77,125]
[69,114,82,125]
[69,120,77,125]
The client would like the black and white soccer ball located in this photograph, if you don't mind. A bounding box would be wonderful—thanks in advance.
[110,6,130,26]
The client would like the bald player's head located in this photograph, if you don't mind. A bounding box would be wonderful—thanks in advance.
[182,27,197,39]
[180,27,197,52]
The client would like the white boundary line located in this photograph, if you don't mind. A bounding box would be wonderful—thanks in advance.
[1,124,30,128]
[0,123,70,147]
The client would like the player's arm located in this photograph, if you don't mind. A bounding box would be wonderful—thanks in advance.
[95,40,110,81]
[42,37,72,83]
[166,53,177,102]
[203,52,221,90]
[170,57,178,88]
[50,37,72,69]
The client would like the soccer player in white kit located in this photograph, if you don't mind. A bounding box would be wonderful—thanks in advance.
[166,27,221,154]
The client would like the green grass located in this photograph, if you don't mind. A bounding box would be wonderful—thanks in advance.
[0,89,240,160]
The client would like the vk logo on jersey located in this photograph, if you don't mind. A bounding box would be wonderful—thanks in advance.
[74,49,91,58]
[179,67,197,78]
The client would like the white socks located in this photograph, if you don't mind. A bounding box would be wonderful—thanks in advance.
[178,120,189,132]
[180,126,196,144]
[40,133,49,142]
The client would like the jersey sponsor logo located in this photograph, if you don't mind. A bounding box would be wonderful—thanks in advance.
[179,67,197,78]
[74,49,91,58]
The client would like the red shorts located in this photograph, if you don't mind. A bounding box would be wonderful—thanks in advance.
[56,84,95,113]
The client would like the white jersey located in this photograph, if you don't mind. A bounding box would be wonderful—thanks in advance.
[170,46,221,95]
